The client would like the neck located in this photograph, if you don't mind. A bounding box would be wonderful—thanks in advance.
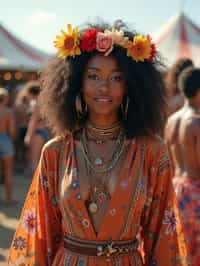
[88,114,119,128]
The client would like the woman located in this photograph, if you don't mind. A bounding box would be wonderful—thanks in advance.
[24,105,50,177]
[0,87,16,205]
[8,21,188,265]
[23,80,50,177]
[14,86,29,173]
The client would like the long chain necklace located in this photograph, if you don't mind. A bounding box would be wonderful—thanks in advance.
[86,166,111,214]
[80,128,125,174]
[80,126,126,214]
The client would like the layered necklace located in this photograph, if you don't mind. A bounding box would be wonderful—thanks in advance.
[80,122,126,214]
[86,121,121,144]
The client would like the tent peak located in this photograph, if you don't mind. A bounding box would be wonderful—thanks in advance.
[174,12,187,22]
[0,21,50,71]
[153,11,200,67]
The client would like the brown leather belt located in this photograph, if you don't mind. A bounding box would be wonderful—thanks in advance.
[63,235,139,257]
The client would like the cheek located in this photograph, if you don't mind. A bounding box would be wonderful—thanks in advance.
[82,86,93,103]
[114,88,126,103]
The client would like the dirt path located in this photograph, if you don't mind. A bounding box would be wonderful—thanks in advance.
[0,173,31,265]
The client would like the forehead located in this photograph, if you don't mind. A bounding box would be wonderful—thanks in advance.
[85,53,120,71]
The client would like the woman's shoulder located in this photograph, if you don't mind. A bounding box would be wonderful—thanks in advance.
[143,134,167,157]
[42,134,72,154]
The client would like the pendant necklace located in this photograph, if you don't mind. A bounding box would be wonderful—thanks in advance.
[88,201,98,214]
[94,157,103,166]
[87,167,111,214]
[80,124,125,214]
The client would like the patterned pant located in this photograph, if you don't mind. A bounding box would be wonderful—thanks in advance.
[173,177,200,266]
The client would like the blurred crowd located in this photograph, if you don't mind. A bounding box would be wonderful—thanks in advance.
[0,80,50,204]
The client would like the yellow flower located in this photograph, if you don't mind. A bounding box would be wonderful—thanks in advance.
[104,28,129,48]
[54,24,81,59]
[127,35,152,62]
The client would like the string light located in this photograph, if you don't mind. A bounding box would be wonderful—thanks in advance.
[4,72,12,81]
[14,72,23,80]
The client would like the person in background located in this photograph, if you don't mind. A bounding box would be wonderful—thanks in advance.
[8,21,188,265]
[165,67,200,266]
[14,87,30,173]
[23,80,41,116]
[165,58,194,115]
[0,87,16,205]
[23,81,50,177]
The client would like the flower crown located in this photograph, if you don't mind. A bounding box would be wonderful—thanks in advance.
[54,24,157,62]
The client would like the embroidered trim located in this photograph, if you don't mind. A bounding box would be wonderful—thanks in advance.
[114,257,122,266]
[119,141,145,239]
[58,136,74,235]
[133,251,143,266]
[64,254,73,266]
[157,151,170,176]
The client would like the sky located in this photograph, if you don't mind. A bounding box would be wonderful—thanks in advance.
[1,0,200,54]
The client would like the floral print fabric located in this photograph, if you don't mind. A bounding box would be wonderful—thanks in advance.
[173,176,200,266]
[8,135,188,265]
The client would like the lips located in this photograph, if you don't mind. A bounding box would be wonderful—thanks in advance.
[94,97,112,102]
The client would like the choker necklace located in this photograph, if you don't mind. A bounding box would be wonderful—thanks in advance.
[86,129,119,144]
[86,122,121,143]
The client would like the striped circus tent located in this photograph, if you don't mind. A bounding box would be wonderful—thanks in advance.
[152,13,200,67]
[0,23,49,71]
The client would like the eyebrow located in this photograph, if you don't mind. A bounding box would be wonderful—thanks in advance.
[87,67,122,72]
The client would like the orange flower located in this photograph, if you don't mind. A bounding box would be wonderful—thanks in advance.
[54,24,81,59]
[127,35,153,62]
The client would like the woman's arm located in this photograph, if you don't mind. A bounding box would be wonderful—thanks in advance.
[24,108,40,146]
[141,140,188,266]
[8,142,62,265]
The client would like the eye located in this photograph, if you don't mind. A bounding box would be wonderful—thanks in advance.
[87,74,100,80]
[110,75,124,82]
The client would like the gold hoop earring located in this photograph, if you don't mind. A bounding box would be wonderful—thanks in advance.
[121,97,129,120]
[75,94,88,119]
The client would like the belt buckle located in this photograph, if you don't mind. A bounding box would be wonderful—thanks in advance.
[97,242,118,257]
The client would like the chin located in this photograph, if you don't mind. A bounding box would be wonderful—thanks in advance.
[93,107,114,116]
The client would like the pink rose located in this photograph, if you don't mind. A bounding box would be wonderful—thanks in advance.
[96,32,114,56]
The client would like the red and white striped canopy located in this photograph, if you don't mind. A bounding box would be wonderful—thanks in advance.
[0,23,50,71]
[153,13,200,67]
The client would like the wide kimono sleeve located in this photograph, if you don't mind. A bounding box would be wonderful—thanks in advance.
[8,141,62,266]
[140,139,188,266]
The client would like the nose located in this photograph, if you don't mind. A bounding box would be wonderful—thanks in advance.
[96,79,110,91]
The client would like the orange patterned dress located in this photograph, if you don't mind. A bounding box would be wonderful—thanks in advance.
[8,135,188,265]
